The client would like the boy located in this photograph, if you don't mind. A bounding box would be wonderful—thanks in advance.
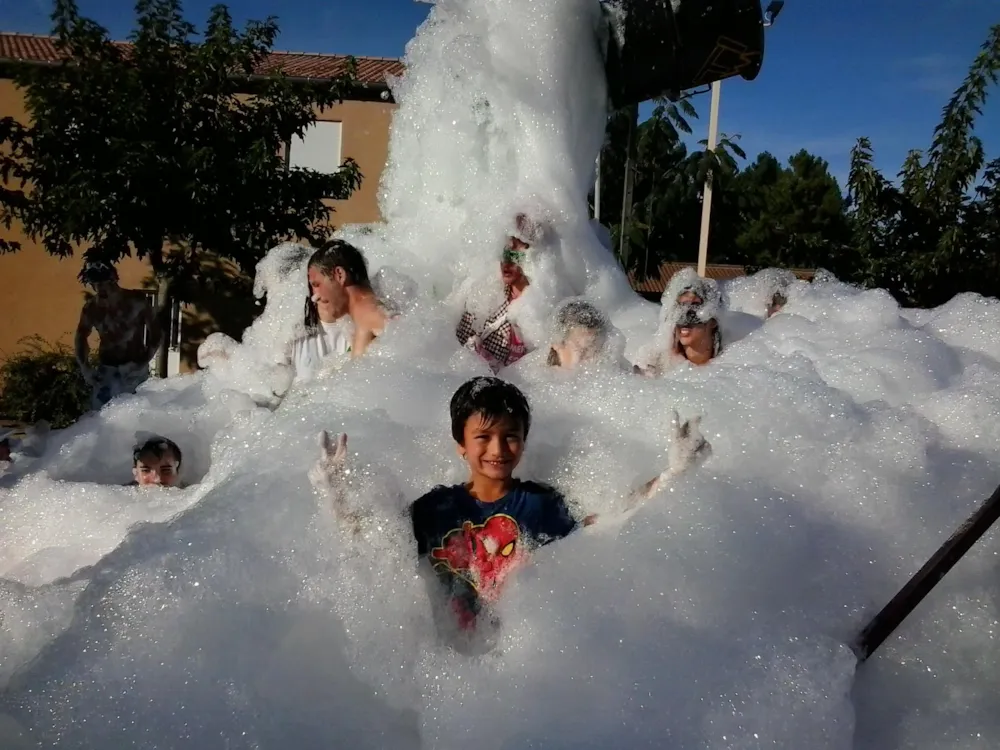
[129,436,184,488]
[309,377,711,638]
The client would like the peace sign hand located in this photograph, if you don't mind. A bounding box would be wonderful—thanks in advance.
[664,411,712,479]
[308,430,350,493]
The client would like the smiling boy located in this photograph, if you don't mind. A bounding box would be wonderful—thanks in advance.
[309,377,711,635]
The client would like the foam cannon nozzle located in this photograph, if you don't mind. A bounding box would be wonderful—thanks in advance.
[601,0,772,108]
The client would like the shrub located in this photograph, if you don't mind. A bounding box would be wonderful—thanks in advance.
[0,337,92,428]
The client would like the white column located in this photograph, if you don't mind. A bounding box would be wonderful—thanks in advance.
[696,80,722,278]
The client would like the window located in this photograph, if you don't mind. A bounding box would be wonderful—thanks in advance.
[287,121,343,174]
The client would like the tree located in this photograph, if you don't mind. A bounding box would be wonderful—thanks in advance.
[601,97,747,279]
[0,0,364,375]
[733,149,851,270]
[847,23,1000,307]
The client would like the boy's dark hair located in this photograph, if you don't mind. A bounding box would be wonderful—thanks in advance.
[132,436,182,467]
[450,377,531,444]
[303,238,372,328]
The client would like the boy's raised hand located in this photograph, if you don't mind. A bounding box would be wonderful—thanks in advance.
[663,411,712,480]
[309,430,364,532]
[629,411,712,505]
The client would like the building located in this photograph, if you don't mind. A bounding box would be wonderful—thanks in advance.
[0,32,403,371]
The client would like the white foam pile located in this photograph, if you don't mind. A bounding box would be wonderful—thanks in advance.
[2,0,1000,747]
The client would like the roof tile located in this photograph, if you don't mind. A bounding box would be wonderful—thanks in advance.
[0,32,404,86]
[629,262,815,295]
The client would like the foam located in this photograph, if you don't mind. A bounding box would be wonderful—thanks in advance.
[3,0,1000,747]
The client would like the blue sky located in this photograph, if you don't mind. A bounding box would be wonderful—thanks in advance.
[2,0,998,188]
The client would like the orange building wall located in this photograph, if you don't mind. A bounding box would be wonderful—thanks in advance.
[0,77,396,368]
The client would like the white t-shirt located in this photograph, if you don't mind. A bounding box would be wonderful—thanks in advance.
[289,320,352,381]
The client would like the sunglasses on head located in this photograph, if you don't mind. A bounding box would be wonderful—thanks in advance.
[502,248,526,265]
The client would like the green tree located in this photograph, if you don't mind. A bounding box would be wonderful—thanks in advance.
[734,149,851,270]
[601,97,747,279]
[847,23,1000,306]
[0,0,363,375]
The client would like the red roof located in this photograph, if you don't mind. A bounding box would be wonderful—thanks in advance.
[0,32,404,87]
[630,261,815,295]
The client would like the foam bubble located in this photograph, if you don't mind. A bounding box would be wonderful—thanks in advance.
[3,0,1000,748]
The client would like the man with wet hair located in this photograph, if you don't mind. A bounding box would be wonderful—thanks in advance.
[303,238,392,360]
[129,436,184,488]
[308,376,712,644]
[75,260,162,410]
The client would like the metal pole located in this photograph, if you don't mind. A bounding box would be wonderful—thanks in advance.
[594,153,602,220]
[853,479,1000,662]
[618,102,639,264]
[696,80,722,278]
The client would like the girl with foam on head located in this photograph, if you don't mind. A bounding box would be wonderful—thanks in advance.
[635,268,725,377]
[456,213,540,373]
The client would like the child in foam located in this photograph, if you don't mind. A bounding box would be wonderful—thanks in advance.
[308,377,711,646]
[128,436,185,488]
[455,214,539,373]
[544,298,627,371]
[635,269,725,377]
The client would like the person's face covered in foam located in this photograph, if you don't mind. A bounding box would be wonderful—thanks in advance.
[674,290,717,356]
[133,447,181,487]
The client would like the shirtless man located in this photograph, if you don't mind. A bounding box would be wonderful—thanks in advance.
[75,261,162,411]
[307,239,391,359]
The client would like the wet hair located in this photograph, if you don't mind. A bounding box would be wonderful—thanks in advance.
[450,377,531,444]
[78,260,119,286]
[303,238,371,328]
[132,437,182,467]
[771,291,788,308]
[556,300,608,337]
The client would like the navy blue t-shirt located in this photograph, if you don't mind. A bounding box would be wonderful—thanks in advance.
[410,480,578,628]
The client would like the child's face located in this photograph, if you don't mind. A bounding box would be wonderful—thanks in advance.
[458,412,525,482]
[133,451,181,487]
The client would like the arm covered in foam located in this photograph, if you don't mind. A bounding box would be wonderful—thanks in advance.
[581,412,712,526]
[627,413,711,506]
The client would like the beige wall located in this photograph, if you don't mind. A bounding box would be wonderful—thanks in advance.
[0,77,396,370]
